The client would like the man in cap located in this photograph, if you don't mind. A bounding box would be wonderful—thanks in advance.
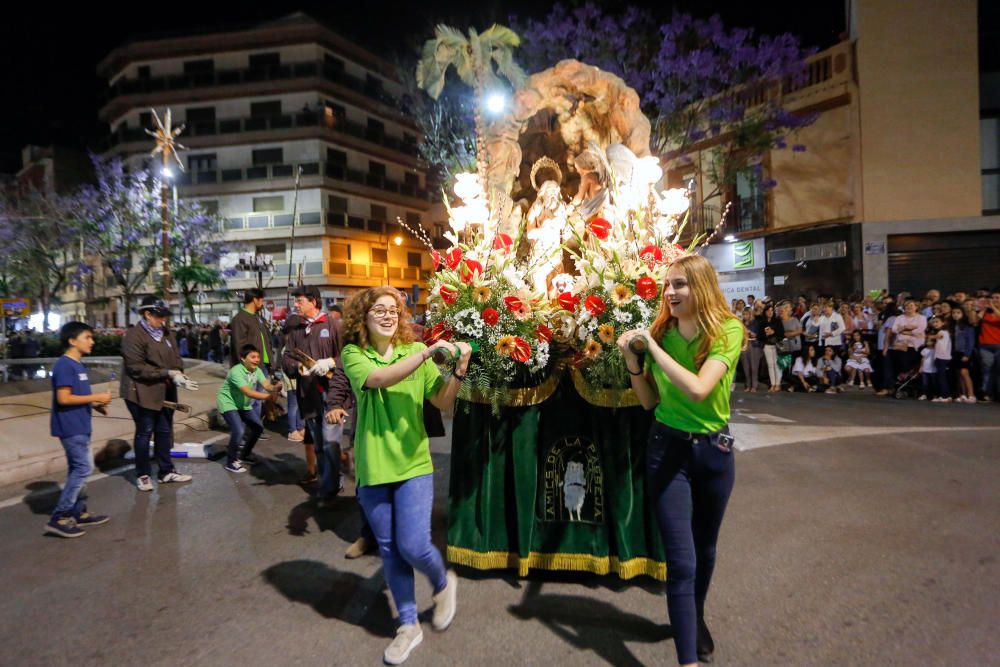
[229,287,275,441]
[121,296,199,491]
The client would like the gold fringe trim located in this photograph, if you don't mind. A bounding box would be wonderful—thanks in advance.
[458,372,561,407]
[570,369,643,408]
[447,545,666,581]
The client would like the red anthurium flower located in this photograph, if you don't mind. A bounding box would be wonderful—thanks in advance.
[636,276,658,300]
[557,292,580,312]
[430,250,442,270]
[492,233,513,254]
[424,322,452,343]
[534,324,553,343]
[511,337,532,363]
[503,295,523,313]
[639,244,663,267]
[481,308,500,326]
[445,247,463,270]
[439,285,459,305]
[585,295,606,316]
[588,217,611,240]
[460,259,483,284]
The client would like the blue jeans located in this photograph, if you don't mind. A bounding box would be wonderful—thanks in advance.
[358,473,447,626]
[934,359,951,397]
[980,344,1000,398]
[286,390,304,432]
[126,400,174,479]
[52,434,92,518]
[647,422,735,666]
[305,416,340,498]
[222,409,263,464]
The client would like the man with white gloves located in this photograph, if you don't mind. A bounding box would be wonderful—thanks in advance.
[281,285,351,503]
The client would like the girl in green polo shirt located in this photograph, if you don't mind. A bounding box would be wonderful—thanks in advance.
[341,287,471,665]
[618,254,745,667]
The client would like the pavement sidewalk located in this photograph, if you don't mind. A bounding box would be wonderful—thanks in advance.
[0,362,228,487]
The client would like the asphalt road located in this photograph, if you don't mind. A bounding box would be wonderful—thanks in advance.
[0,391,997,667]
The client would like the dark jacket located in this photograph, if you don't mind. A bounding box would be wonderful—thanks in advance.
[229,307,274,368]
[281,313,352,419]
[755,315,783,346]
[120,325,184,411]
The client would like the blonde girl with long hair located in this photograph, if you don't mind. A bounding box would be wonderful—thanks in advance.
[618,254,745,667]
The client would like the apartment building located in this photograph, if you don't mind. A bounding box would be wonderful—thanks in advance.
[679,0,998,301]
[98,12,439,322]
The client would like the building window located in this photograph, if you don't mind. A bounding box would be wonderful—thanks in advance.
[324,54,345,72]
[248,52,280,69]
[253,196,284,212]
[328,195,348,213]
[250,101,282,118]
[327,148,347,166]
[367,118,385,136]
[183,59,214,74]
[330,243,351,260]
[139,111,152,129]
[186,107,216,123]
[365,74,383,92]
[369,161,386,178]
[188,153,217,171]
[252,148,283,165]
[137,65,151,79]
[983,116,1000,213]
[371,205,387,221]
[405,212,421,226]
[407,252,421,268]
[256,243,286,256]
[404,172,420,187]
[198,200,219,215]
[371,248,388,264]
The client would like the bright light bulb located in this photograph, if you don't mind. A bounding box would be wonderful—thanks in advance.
[162,167,174,180]
[393,236,403,246]
[485,93,506,114]
[724,235,736,242]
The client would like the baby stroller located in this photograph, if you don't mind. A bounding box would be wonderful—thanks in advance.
[893,367,922,399]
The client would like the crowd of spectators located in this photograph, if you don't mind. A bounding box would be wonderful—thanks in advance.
[732,288,1000,404]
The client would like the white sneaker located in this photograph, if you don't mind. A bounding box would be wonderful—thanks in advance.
[383,624,423,665]
[136,475,153,492]
[917,395,928,401]
[159,471,192,484]
[432,570,458,631]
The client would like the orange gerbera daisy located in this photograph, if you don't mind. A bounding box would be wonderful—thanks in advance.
[597,324,616,344]
[473,285,493,303]
[611,284,633,306]
[496,335,516,358]
[583,338,603,360]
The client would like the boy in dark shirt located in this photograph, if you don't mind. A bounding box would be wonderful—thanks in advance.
[46,322,113,538]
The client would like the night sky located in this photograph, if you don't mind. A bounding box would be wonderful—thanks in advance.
[0,0,846,175]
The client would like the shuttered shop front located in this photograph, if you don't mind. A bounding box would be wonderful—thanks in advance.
[887,230,1000,296]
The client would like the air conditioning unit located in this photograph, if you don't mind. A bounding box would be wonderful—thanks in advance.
[767,241,847,265]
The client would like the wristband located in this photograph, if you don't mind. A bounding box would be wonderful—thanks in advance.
[453,370,466,382]
[627,365,643,376]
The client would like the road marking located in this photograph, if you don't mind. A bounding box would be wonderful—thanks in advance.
[0,433,228,512]
[740,412,796,423]
[732,425,1000,452]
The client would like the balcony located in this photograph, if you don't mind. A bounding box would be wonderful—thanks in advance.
[174,160,430,203]
[732,196,768,234]
[102,61,400,113]
[107,111,420,159]
[219,209,409,238]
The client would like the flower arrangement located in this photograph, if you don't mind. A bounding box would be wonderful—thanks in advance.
[409,174,557,410]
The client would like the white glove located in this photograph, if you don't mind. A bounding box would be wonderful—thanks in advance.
[308,357,336,376]
[172,374,200,391]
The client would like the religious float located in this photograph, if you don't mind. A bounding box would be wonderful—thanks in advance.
[411,29,727,581]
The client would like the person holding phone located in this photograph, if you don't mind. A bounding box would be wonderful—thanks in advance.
[618,254,745,667]
[976,291,1000,402]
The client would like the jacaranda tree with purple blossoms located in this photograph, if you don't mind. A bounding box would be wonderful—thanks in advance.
[0,182,79,330]
[169,199,233,322]
[511,4,816,203]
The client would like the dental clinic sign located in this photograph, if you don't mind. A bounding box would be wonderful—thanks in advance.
[1,298,31,317]
[700,239,766,303]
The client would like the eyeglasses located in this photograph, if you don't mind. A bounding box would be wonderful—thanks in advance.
[368,307,400,319]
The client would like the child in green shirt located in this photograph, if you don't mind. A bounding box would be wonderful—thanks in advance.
[217,344,279,473]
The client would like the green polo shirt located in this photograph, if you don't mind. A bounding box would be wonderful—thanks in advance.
[647,317,744,433]
[342,341,445,487]
[217,363,267,413]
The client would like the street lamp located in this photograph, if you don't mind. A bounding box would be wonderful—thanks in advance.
[485,92,506,115]
[146,108,186,301]
[237,253,275,290]
[393,235,403,246]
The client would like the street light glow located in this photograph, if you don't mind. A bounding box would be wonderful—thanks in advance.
[393,235,403,246]
[486,92,506,114]
[162,167,174,180]
[724,234,736,242]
